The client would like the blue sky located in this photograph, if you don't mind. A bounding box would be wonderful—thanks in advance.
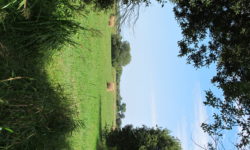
[120,2,238,150]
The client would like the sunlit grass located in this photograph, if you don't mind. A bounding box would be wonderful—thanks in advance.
[45,8,116,150]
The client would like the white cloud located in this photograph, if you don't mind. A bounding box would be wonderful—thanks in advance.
[150,90,157,127]
[176,83,210,150]
[192,83,210,150]
[176,118,190,150]
[149,72,158,127]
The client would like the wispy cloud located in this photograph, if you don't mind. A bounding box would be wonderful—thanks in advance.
[176,83,210,150]
[192,83,209,150]
[149,72,157,127]
[176,118,190,150]
[150,90,157,127]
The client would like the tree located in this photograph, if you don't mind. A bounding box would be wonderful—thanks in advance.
[119,103,126,113]
[116,118,122,127]
[105,125,181,150]
[111,34,130,127]
[111,34,132,67]
[171,0,250,148]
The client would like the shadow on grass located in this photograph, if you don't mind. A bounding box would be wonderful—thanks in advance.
[0,36,85,150]
[0,0,114,148]
[96,96,114,150]
[96,96,104,150]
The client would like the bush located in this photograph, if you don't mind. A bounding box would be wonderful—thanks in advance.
[105,125,181,150]
[111,34,131,68]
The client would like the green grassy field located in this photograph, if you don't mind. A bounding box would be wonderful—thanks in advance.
[0,1,116,149]
[44,9,116,150]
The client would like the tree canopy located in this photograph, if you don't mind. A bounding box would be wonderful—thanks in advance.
[105,125,181,150]
[111,34,132,67]
[171,0,250,148]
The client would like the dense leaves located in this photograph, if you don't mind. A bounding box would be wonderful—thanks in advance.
[171,0,250,148]
[82,0,115,9]
[0,0,86,52]
[112,34,132,67]
[105,125,181,150]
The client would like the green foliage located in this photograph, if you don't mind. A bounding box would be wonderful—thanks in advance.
[111,33,131,128]
[82,0,115,10]
[105,125,181,150]
[116,102,126,127]
[171,0,250,148]
[0,127,14,133]
[95,0,116,9]
[0,0,87,53]
[0,55,84,149]
[119,103,126,113]
[111,34,132,67]
[114,66,124,128]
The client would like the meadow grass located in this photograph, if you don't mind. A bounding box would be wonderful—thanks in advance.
[43,6,116,150]
[0,0,116,149]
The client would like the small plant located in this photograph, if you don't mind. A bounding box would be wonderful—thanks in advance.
[0,127,14,133]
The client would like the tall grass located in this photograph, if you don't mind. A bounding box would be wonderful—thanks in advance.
[0,78,84,149]
[0,0,87,149]
[0,0,87,52]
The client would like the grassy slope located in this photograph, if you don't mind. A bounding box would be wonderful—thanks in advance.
[45,9,116,150]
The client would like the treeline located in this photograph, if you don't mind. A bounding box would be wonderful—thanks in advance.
[111,33,131,128]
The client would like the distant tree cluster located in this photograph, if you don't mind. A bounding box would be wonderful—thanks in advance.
[105,125,181,150]
[111,33,132,127]
[114,66,124,127]
[171,0,250,148]
[112,34,132,68]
